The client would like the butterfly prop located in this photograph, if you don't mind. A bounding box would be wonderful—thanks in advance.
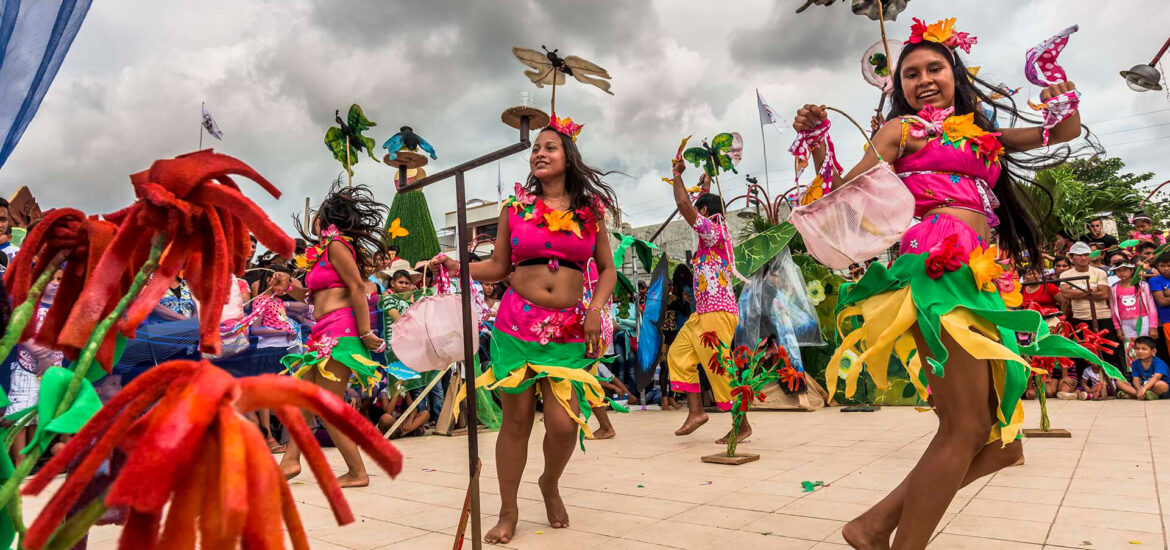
[1024,25,1080,146]
[386,218,410,239]
[683,133,742,179]
[382,126,438,161]
[324,104,378,176]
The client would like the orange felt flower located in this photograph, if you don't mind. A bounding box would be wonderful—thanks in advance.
[923,18,956,45]
[942,113,984,144]
[968,246,1004,292]
[543,210,582,238]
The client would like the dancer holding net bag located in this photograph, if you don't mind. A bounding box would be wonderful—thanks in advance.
[787,18,1121,548]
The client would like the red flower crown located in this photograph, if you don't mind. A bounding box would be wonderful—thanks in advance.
[549,112,583,142]
[906,18,978,54]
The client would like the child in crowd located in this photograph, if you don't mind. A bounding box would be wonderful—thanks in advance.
[1148,253,1170,362]
[1131,212,1166,245]
[8,269,64,465]
[1121,336,1169,400]
[1110,262,1158,345]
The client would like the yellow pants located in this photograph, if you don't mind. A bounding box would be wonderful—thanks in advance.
[667,311,737,411]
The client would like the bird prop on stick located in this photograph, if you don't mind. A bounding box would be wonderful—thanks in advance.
[512,45,613,112]
[324,104,378,179]
[382,126,438,162]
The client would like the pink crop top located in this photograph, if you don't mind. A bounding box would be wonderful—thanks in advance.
[503,183,599,271]
[305,237,357,292]
[891,114,1004,227]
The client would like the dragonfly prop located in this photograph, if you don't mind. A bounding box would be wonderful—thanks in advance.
[512,45,613,112]
[382,126,437,162]
[324,104,378,177]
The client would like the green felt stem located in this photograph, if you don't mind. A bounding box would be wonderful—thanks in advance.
[728,412,743,457]
[0,234,166,516]
[9,490,23,545]
[3,409,36,452]
[0,251,67,364]
[1035,372,1051,432]
[42,495,106,550]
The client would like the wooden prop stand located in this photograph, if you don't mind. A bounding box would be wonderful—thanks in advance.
[395,111,541,550]
[345,136,352,186]
[1021,273,1095,439]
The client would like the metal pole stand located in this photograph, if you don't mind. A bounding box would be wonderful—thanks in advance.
[395,106,548,550]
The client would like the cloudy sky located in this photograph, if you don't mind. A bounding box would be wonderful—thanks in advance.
[3,0,1170,241]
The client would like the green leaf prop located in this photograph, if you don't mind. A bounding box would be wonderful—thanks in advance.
[734,222,797,277]
[324,104,379,176]
[611,232,659,272]
[24,367,101,454]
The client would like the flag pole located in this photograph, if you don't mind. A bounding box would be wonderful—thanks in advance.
[759,119,770,197]
[199,102,204,150]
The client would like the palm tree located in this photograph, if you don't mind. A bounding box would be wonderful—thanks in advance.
[1020,165,1142,244]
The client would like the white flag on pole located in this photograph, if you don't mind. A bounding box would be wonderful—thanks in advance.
[201,103,223,140]
[756,89,784,130]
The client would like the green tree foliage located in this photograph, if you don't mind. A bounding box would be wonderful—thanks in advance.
[1021,162,1142,244]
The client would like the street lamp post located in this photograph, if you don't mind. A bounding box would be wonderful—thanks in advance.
[1121,36,1170,92]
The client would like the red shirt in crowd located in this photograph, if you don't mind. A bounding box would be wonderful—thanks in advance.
[1021,282,1060,309]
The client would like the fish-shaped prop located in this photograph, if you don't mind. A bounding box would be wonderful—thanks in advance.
[1025,25,1080,146]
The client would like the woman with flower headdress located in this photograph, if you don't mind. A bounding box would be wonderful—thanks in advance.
[278,182,389,488]
[790,18,1121,548]
[431,114,618,545]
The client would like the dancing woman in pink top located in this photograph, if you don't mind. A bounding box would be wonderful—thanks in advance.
[792,18,1120,548]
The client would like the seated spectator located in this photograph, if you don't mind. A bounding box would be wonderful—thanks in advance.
[1081,217,1119,249]
[1062,242,1125,373]
[1120,336,1169,400]
[1021,268,1062,310]
[151,275,197,322]
[1131,212,1166,245]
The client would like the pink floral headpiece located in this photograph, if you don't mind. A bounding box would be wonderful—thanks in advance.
[549,112,583,142]
[906,18,977,54]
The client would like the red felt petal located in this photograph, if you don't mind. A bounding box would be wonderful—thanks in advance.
[119,509,162,550]
[156,431,209,549]
[273,406,352,524]
[240,416,284,548]
[279,472,312,550]
[60,210,150,350]
[198,433,226,549]
[106,363,236,512]
[185,184,294,258]
[237,376,403,479]
[217,405,249,543]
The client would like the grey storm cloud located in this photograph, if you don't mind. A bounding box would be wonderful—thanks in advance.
[2,0,1169,239]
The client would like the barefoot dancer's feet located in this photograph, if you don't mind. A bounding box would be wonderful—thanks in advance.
[675,412,709,436]
[336,471,370,488]
[280,460,301,480]
[485,509,518,545]
[539,474,570,529]
[842,518,891,550]
[590,427,616,440]
[715,424,752,445]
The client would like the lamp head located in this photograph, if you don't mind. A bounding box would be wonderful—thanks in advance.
[1121,63,1163,92]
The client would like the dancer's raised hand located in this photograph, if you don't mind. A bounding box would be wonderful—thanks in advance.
[793,104,828,132]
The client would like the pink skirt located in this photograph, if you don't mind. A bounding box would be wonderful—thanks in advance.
[900,213,987,256]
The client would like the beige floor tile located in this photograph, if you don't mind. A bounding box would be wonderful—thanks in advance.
[942,513,1050,544]
[954,498,1059,523]
[929,533,1043,549]
[307,517,430,550]
[626,520,815,550]
[740,513,844,541]
[558,506,660,538]
[976,484,1066,505]
[1061,491,1161,514]
[1045,524,1166,549]
[669,504,768,530]
[1053,506,1163,534]
[779,498,871,522]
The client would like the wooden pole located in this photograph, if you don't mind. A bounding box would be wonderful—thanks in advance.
[345,135,352,186]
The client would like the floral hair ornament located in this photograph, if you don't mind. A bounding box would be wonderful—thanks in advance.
[1024,25,1081,146]
[549,112,583,141]
[905,18,978,54]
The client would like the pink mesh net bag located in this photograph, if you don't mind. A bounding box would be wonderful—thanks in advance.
[787,108,914,269]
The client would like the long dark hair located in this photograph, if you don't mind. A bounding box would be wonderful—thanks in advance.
[886,41,1101,262]
[294,181,389,272]
[525,128,619,225]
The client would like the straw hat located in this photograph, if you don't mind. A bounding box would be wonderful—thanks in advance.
[383,258,422,282]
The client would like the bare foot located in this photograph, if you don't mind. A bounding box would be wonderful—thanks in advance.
[591,427,616,440]
[715,425,751,445]
[280,460,301,480]
[538,474,570,529]
[842,517,891,550]
[674,413,709,436]
[336,471,370,488]
[484,510,518,544]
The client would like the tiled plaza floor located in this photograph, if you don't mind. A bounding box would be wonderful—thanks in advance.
[44,398,1170,548]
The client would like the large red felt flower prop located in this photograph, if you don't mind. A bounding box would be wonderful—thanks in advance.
[1073,323,1119,356]
[22,360,402,549]
[924,234,964,279]
[4,208,121,364]
[63,150,295,359]
[730,385,766,412]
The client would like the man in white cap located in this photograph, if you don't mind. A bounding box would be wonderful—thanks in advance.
[1061,241,1123,384]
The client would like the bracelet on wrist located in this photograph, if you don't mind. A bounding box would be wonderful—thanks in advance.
[360,330,376,339]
